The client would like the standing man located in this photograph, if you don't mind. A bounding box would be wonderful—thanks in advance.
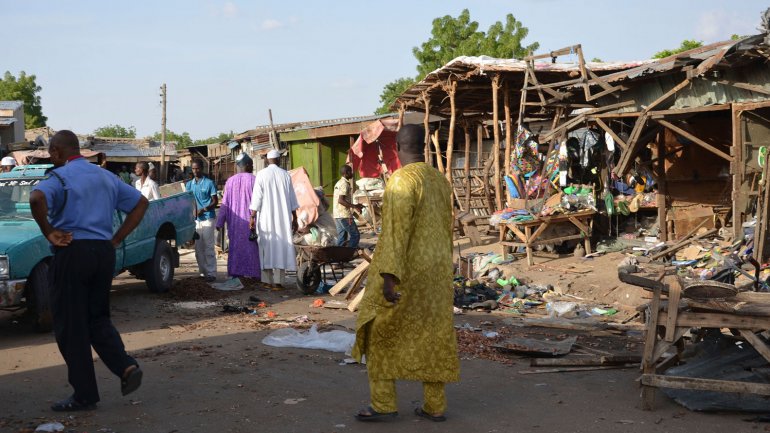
[1,156,17,172]
[186,159,218,282]
[118,165,132,184]
[216,153,260,285]
[333,165,363,248]
[249,149,299,289]
[134,161,160,200]
[352,125,459,422]
[29,130,149,412]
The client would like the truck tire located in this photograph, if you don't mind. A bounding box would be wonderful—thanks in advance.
[145,240,175,293]
[27,260,52,333]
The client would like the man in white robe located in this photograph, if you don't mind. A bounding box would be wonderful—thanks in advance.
[249,149,299,288]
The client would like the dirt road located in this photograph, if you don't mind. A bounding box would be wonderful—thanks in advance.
[0,249,753,433]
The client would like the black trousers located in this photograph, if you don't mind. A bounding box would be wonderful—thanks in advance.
[50,240,136,403]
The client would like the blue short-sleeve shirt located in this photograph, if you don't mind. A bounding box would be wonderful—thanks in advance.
[186,176,217,221]
[33,157,142,240]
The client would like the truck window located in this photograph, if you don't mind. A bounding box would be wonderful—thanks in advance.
[0,179,40,218]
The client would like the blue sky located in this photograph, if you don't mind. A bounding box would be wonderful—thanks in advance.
[2,1,766,139]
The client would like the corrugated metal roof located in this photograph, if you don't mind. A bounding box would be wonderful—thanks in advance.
[0,118,16,125]
[90,142,177,158]
[0,101,23,110]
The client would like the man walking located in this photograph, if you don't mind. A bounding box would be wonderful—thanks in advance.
[186,159,218,282]
[333,165,363,248]
[249,149,298,289]
[118,165,132,184]
[216,153,260,286]
[134,161,160,200]
[352,125,459,422]
[29,130,149,411]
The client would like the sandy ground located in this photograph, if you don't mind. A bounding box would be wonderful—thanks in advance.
[0,244,758,433]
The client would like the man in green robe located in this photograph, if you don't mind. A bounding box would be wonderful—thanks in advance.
[353,124,459,422]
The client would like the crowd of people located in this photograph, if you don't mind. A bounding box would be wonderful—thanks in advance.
[19,125,458,423]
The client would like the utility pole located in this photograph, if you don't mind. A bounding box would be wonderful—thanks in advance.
[160,83,167,184]
[268,108,278,150]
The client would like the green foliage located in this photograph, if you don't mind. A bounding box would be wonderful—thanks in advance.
[412,9,539,78]
[375,77,416,115]
[153,130,193,149]
[591,57,603,63]
[93,124,136,138]
[0,71,47,128]
[193,131,234,146]
[652,39,703,59]
[376,9,538,113]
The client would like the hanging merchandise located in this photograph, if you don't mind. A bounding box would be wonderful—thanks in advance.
[559,140,568,187]
[512,126,539,175]
[605,132,615,152]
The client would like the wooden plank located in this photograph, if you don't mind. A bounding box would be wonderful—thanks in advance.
[445,80,457,186]
[649,103,731,119]
[344,269,368,300]
[664,278,682,342]
[713,79,770,96]
[648,223,714,261]
[732,103,744,240]
[530,355,641,367]
[656,119,731,161]
[652,326,688,361]
[741,331,770,365]
[504,82,512,178]
[347,287,366,312]
[422,92,431,164]
[658,310,770,329]
[594,118,628,151]
[329,261,370,296]
[641,374,770,396]
[491,74,502,211]
[641,284,662,410]
[519,364,637,374]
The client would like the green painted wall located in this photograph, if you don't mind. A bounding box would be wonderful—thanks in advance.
[289,141,320,186]
[320,136,352,197]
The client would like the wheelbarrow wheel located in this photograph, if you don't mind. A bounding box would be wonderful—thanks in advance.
[297,261,322,295]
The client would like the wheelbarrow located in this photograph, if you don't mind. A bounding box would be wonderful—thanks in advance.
[295,245,360,295]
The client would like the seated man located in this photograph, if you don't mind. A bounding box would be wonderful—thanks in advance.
[333,165,363,248]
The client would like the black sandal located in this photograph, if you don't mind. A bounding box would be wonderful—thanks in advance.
[355,406,398,422]
[51,396,96,412]
[121,365,143,396]
[415,407,446,422]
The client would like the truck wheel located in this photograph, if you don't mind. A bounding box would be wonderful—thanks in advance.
[145,240,175,293]
[296,261,321,295]
[27,261,52,333]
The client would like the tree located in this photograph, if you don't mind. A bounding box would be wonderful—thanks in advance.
[153,130,193,149]
[591,57,603,63]
[93,124,136,138]
[376,9,538,113]
[652,39,703,59]
[193,131,234,146]
[0,71,47,128]
[375,77,417,115]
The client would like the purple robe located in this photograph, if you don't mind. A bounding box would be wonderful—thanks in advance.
[216,172,261,278]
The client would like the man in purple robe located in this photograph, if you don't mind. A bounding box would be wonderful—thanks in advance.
[216,153,260,287]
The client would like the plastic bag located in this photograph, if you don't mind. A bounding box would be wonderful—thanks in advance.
[261,324,355,354]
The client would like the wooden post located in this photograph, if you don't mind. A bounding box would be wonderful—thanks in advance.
[504,80,512,178]
[492,74,502,210]
[397,103,405,129]
[464,124,471,211]
[422,92,432,166]
[160,83,167,184]
[477,123,483,167]
[732,104,744,240]
[445,80,458,185]
[656,132,667,242]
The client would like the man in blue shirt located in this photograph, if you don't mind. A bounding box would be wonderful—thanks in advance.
[186,159,219,282]
[29,130,149,412]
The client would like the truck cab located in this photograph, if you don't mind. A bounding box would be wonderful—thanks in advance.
[0,164,197,331]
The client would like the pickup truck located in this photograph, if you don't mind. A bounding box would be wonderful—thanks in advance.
[0,164,197,330]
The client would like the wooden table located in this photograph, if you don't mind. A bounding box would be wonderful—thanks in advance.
[639,279,770,410]
[499,210,595,266]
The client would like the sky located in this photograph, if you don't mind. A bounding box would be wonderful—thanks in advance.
[2,0,767,139]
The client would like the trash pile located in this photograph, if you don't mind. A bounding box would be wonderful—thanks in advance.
[454,257,619,319]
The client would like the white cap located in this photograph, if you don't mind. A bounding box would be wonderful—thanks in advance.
[1,156,16,166]
[266,149,282,159]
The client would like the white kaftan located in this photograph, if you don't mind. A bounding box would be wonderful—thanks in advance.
[250,164,300,271]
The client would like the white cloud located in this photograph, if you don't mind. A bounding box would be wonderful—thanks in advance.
[222,1,237,18]
[261,19,284,30]
[695,9,758,42]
